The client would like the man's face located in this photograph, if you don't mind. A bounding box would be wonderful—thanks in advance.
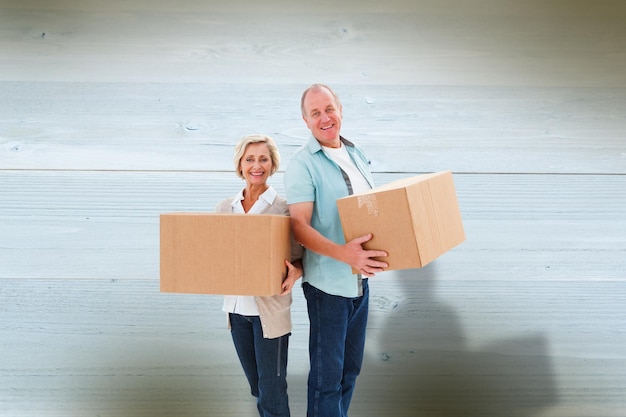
[302,87,343,148]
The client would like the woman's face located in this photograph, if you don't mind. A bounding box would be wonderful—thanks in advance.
[239,142,273,187]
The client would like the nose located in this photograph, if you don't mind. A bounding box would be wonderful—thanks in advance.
[321,112,331,122]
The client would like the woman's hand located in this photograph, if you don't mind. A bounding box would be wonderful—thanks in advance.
[280,259,303,295]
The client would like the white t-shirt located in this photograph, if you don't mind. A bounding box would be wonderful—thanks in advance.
[322,143,371,194]
[221,186,277,316]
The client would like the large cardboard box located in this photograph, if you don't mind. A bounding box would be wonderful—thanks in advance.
[336,171,465,272]
[160,213,291,296]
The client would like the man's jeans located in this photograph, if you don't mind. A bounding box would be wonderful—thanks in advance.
[303,279,369,417]
[229,313,290,417]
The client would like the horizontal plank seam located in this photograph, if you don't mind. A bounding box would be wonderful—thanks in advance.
[1,169,625,176]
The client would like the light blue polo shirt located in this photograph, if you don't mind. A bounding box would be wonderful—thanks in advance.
[284,136,374,297]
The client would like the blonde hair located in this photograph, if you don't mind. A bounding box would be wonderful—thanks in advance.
[233,134,280,179]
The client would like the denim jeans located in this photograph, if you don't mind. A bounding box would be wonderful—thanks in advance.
[303,279,369,417]
[229,313,290,417]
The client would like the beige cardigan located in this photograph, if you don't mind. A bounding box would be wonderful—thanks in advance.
[215,194,303,339]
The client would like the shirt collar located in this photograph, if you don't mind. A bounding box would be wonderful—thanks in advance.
[306,135,354,154]
[260,185,277,204]
[230,185,277,207]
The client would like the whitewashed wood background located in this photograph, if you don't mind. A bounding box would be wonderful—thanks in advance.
[1,1,625,416]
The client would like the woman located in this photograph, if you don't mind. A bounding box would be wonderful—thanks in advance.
[215,134,303,417]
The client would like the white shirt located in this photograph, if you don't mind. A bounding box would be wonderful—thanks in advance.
[221,186,277,316]
[323,143,371,194]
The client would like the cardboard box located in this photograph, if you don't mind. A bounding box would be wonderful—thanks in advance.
[160,213,291,296]
[336,171,465,272]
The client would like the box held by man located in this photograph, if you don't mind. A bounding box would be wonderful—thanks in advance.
[336,171,465,272]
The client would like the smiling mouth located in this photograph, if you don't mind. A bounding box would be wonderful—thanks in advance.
[321,124,334,130]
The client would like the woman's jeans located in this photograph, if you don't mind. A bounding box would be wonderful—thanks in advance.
[303,279,369,417]
[229,313,290,417]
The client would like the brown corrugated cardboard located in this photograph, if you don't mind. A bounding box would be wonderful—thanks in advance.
[336,171,465,272]
[160,213,291,296]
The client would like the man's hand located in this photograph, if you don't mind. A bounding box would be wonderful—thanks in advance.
[342,233,388,277]
[289,202,388,276]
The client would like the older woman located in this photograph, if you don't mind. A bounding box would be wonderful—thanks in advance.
[214,134,303,417]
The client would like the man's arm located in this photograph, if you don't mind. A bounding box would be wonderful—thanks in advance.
[288,202,388,277]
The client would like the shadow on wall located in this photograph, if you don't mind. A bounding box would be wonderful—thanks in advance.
[81,334,264,417]
[360,264,558,417]
[61,282,261,417]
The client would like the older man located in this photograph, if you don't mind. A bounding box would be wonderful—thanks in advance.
[284,83,388,417]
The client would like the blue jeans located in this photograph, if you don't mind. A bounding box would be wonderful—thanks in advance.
[229,313,290,417]
[303,279,369,417]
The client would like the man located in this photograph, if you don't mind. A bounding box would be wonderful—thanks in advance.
[284,83,388,417]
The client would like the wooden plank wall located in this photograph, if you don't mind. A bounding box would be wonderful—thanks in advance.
[1,1,625,416]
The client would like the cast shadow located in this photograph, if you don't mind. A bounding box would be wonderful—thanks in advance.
[360,264,558,417]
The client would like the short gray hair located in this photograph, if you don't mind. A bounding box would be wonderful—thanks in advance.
[300,83,341,116]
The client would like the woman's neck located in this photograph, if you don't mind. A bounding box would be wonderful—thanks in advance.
[242,184,269,212]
